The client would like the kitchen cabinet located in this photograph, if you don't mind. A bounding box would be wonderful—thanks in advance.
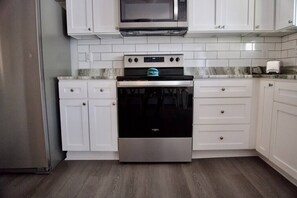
[275,0,296,30]
[60,100,90,151]
[66,0,93,34]
[188,0,254,32]
[59,80,118,152]
[66,0,120,38]
[254,0,275,31]
[256,80,274,158]
[193,79,253,150]
[270,102,297,180]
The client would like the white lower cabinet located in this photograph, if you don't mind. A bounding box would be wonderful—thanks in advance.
[270,102,297,180]
[59,80,118,153]
[256,80,274,158]
[60,99,90,151]
[89,100,118,151]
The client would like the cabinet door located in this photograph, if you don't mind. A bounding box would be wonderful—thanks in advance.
[188,0,219,31]
[219,0,254,30]
[89,100,118,151]
[93,0,119,33]
[66,0,93,34]
[275,0,295,30]
[256,80,274,158]
[254,0,275,30]
[270,102,297,180]
[60,100,90,151]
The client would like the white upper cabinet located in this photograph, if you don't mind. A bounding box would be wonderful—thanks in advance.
[219,0,254,30]
[66,0,93,34]
[254,0,275,31]
[93,0,119,34]
[275,0,296,30]
[188,0,254,32]
[188,0,218,31]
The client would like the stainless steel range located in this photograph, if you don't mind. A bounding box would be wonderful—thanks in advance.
[117,54,193,162]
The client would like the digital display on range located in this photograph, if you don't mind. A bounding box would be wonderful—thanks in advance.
[144,57,164,63]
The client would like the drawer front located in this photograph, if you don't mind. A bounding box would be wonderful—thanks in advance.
[193,125,250,150]
[274,82,297,106]
[194,98,251,124]
[194,80,252,98]
[88,81,116,99]
[59,81,88,99]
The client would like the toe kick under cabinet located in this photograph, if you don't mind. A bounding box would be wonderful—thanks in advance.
[58,80,118,152]
[193,79,253,150]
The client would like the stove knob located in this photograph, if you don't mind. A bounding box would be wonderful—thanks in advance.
[134,58,138,63]
[128,58,133,63]
[170,57,174,62]
[176,57,180,62]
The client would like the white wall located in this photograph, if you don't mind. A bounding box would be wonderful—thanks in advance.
[70,35,290,71]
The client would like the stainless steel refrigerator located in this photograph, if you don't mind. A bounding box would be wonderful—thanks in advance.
[0,0,71,172]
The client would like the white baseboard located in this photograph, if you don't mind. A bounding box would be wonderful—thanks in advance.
[66,151,119,160]
[192,149,258,159]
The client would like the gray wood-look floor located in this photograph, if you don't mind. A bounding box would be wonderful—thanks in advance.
[0,157,296,198]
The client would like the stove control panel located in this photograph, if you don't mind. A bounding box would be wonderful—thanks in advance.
[124,54,184,68]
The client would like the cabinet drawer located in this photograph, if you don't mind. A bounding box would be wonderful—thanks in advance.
[88,80,116,99]
[274,82,297,106]
[193,125,250,150]
[194,80,252,98]
[59,81,88,99]
[194,98,251,124]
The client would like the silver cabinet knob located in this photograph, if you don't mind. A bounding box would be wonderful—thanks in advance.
[82,103,86,106]
[88,27,91,31]
[70,89,74,92]
[221,25,225,29]
[255,25,260,29]
[215,25,221,29]
[220,137,224,140]
[221,110,225,114]
[221,88,226,91]
[269,83,273,87]
[288,20,293,24]
[112,102,116,106]
[100,89,104,92]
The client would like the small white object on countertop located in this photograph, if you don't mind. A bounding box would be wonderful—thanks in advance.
[266,61,281,74]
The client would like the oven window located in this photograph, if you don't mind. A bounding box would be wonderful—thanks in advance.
[121,0,174,22]
[118,87,193,138]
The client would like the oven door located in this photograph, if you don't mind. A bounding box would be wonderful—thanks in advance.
[120,0,187,28]
[117,81,193,138]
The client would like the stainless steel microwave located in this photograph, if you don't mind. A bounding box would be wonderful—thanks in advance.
[119,0,188,31]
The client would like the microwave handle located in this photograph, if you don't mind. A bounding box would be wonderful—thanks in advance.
[174,0,178,20]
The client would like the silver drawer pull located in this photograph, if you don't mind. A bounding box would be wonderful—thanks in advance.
[220,137,224,140]
[221,88,226,91]
[70,89,74,92]
[269,83,273,87]
[112,102,116,106]
[221,110,225,114]
[100,89,104,92]
[82,103,86,106]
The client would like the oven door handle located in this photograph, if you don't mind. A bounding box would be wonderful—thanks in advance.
[117,81,193,87]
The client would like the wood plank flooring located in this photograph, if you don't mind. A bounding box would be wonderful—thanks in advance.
[0,157,296,198]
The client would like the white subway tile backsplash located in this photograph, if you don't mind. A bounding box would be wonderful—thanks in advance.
[288,33,297,41]
[264,37,282,43]
[229,59,251,67]
[101,38,123,44]
[92,53,101,61]
[148,36,170,43]
[113,45,135,52]
[206,60,229,67]
[182,52,194,59]
[78,39,100,45]
[241,37,264,43]
[282,50,288,58]
[184,60,205,67]
[159,44,182,51]
[218,37,241,43]
[241,51,266,59]
[206,43,229,51]
[287,49,297,58]
[183,44,205,51]
[171,37,194,43]
[101,53,124,61]
[218,51,240,59]
[252,59,267,66]
[90,45,112,52]
[282,40,297,50]
[282,58,296,66]
[78,45,89,53]
[78,53,87,61]
[195,37,218,43]
[92,61,112,68]
[275,43,282,50]
[194,52,217,59]
[124,37,147,44]
[113,61,124,68]
[268,51,281,59]
[136,44,158,52]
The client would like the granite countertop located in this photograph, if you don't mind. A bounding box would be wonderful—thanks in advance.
[57,76,116,80]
